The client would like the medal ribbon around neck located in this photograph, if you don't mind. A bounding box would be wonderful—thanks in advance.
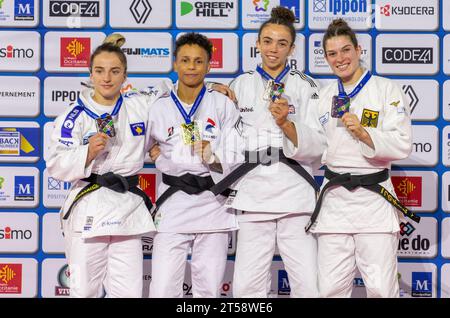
[337,70,372,100]
[170,85,206,125]
[77,95,123,119]
[256,64,290,85]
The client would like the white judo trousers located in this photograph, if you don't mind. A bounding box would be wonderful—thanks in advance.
[149,232,229,298]
[233,214,318,298]
[317,233,399,298]
[65,232,143,298]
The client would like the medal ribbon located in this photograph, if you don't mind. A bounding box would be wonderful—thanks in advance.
[77,95,123,119]
[256,64,290,85]
[170,85,206,125]
[337,70,372,99]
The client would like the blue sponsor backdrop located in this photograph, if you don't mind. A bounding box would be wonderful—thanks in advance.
[0,0,448,297]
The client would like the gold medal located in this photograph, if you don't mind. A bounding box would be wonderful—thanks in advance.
[181,122,201,145]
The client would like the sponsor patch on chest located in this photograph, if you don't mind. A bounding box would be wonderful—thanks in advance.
[130,122,145,136]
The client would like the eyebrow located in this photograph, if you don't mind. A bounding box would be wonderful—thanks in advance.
[262,36,289,43]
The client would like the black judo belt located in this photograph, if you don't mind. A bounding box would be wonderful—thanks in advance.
[210,147,320,196]
[62,172,153,220]
[304,167,421,232]
[151,173,227,219]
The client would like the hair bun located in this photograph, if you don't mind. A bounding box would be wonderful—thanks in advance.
[271,6,296,24]
[103,33,126,48]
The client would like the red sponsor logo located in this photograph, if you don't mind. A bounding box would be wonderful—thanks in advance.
[0,263,22,294]
[60,37,90,67]
[391,176,422,207]
[139,174,157,203]
[380,4,391,16]
[209,38,223,69]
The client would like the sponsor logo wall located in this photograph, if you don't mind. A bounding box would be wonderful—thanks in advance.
[0,0,448,297]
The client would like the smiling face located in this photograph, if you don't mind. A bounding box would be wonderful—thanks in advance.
[90,51,126,105]
[174,44,210,89]
[324,35,363,85]
[257,23,295,77]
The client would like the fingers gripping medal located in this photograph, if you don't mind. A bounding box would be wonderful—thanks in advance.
[96,114,116,137]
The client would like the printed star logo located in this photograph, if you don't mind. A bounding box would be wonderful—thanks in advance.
[253,0,269,12]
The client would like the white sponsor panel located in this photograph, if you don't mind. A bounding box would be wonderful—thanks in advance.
[390,170,437,212]
[242,32,305,73]
[393,80,438,121]
[176,0,238,29]
[44,31,105,73]
[443,81,450,120]
[441,172,450,213]
[120,32,172,73]
[441,263,450,298]
[41,258,70,297]
[242,0,305,30]
[43,0,106,28]
[0,0,39,27]
[142,259,234,298]
[270,261,290,298]
[309,33,371,74]
[308,0,372,31]
[0,76,40,117]
[374,0,439,31]
[444,0,450,31]
[176,32,238,74]
[0,212,38,253]
[376,34,439,75]
[109,0,171,29]
[44,76,88,118]
[43,169,71,209]
[397,217,437,259]
[441,126,450,168]
[42,213,65,254]
[0,166,39,208]
[444,35,450,76]
[398,263,437,298]
[0,258,38,297]
[394,125,438,167]
[0,121,40,163]
[441,218,450,258]
[0,31,40,72]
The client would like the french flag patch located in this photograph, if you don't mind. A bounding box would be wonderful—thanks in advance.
[205,118,216,133]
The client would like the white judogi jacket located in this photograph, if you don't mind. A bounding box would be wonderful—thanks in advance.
[46,84,169,238]
[310,71,412,233]
[229,68,326,218]
[148,84,243,233]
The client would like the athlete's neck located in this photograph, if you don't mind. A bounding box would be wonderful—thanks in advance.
[92,92,119,106]
[341,66,365,86]
[262,63,287,79]
[177,82,204,105]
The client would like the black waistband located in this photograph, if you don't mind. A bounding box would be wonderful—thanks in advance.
[210,147,320,196]
[305,167,420,232]
[151,173,216,219]
[63,172,153,220]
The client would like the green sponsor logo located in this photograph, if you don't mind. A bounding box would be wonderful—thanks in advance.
[181,1,193,16]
